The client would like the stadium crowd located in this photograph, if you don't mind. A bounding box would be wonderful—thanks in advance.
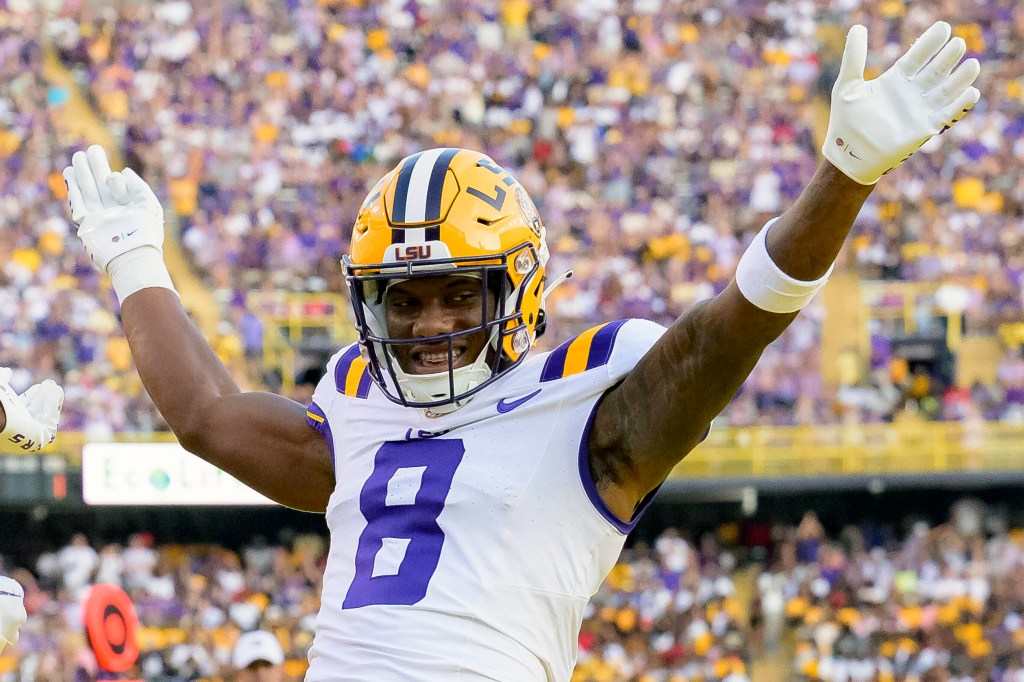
[0,531,322,681]
[761,504,1024,682]
[1,0,1022,435]
[3,501,1024,681]
[0,6,168,437]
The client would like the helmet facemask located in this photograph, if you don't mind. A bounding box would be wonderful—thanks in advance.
[344,244,542,412]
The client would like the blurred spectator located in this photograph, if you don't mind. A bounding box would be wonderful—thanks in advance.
[232,630,285,682]
[56,534,98,600]
[796,512,825,564]
[121,533,158,592]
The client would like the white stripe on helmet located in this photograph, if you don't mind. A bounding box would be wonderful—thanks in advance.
[403,148,446,222]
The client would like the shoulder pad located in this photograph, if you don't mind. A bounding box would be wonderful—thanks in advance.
[333,344,373,399]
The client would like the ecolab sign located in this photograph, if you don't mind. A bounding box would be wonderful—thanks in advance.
[82,443,275,506]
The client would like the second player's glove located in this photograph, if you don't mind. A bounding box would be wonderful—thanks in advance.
[0,368,63,454]
[63,145,177,302]
[824,21,981,185]
[0,576,27,654]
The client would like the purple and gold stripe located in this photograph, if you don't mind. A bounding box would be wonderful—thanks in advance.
[539,319,628,382]
[305,401,335,470]
[334,345,373,399]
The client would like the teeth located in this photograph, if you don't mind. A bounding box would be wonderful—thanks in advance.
[420,350,462,364]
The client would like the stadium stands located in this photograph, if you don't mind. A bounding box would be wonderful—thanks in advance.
[0,0,1015,433]
[0,7,167,436]
[9,0,1014,430]
[4,500,1023,681]
[1,532,323,680]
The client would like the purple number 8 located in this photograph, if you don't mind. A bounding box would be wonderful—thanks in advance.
[343,439,465,609]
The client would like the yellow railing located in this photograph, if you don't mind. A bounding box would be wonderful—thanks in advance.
[859,280,971,349]
[261,325,298,393]
[248,292,352,346]
[675,421,1024,479]
[245,293,355,390]
[999,322,1024,348]
[861,280,941,335]
[30,423,1024,479]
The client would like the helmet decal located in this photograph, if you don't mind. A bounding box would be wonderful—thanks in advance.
[387,148,461,225]
[515,187,543,238]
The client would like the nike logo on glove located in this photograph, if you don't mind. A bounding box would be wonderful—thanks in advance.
[497,389,542,413]
[111,230,139,244]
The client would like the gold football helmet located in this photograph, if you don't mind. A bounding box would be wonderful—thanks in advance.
[343,148,560,410]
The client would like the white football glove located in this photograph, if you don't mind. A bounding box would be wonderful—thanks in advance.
[63,145,177,302]
[823,21,981,185]
[0,576,27,653]
[0,368,63,454]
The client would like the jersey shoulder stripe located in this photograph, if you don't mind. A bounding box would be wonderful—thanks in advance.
[305,401,335,467]
[334,345,372,399]
[540,319,629,382]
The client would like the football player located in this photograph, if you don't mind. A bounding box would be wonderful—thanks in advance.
[0,369,61,654]
[63,22,979,681]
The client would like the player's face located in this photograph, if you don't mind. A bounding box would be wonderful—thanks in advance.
[384,274,494,375]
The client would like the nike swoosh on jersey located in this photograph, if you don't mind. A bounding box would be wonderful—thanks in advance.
[0,590,20,597]
[496,389,542,413]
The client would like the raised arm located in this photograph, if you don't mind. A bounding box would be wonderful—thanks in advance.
[590,21,981,519]
[64,147,333,512]
[590,164,871,517]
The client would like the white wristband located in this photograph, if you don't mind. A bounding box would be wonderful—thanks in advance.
[107,246,178,303]
[735,218,834,314]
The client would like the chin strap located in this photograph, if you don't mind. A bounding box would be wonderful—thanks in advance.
[542,270,574,304]
[534,270,573,340]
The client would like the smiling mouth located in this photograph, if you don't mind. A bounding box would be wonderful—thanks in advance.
[409,347,467,373]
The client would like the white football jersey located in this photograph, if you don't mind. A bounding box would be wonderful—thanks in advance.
[304,318,666,681]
